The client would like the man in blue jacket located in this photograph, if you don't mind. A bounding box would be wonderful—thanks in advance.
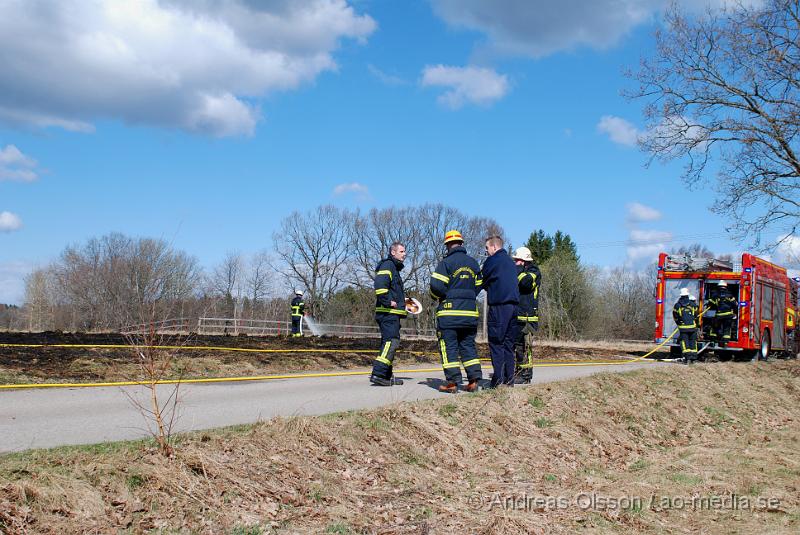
[370,242,408,386]
[429,230,483,393]
[480,235,520,387]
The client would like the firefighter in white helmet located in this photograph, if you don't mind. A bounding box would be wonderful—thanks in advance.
[673,287,700,363]
[290,290,305,337]
[512,246,541,383]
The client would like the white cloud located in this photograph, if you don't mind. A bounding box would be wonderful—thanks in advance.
[0,145,39,182]
[0,211,23,232]
[0,0,376,137]
[626,229,673,263]
[626,202,662,223]
[642,114,708,151]
[430,0,759,58]
[333,182,370,200]
[776,234,800,266]
[367,64,406,86]
[420,65,509,109]
[597,115,640,147]
[0,260,33,304]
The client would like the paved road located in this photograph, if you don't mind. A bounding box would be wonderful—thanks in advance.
[0,361,661,453]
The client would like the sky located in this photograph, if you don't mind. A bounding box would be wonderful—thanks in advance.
[0,0,797,304]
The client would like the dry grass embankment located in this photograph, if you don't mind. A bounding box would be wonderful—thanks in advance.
[3,360,797,534]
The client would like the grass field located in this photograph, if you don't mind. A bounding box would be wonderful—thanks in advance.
[1,359,798,533]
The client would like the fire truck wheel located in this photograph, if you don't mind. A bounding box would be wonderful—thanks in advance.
[758,331,771,362]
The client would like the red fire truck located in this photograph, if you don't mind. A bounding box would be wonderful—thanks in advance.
[654,253,799,360]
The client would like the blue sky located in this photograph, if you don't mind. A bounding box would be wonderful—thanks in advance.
[0,0,792,304]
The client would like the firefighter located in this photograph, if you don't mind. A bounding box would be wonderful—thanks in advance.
[429,230,483,393]
[709,281,738,347]
[673,288,700,363]
[512,246,541,384]
[703,284,719,343]
[369,241,408,386]
[481,235,520,387]
[290,290,305,337]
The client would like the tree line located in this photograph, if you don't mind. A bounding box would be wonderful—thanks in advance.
[5,203,657,341]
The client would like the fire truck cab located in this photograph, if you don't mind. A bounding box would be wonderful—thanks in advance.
[654,253,799,360]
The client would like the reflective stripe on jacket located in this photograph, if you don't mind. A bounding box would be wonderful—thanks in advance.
[290,296,305,317]
[374,257,407,317]
[516,263,541,322]
[430,245,482,329]
[672,296,699,329]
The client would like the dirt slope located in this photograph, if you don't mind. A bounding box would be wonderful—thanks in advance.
[1,360,798,533]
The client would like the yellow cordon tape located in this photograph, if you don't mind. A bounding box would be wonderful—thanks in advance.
[0,361,656,390]
[0,334,678,391]
[0,343,431,354]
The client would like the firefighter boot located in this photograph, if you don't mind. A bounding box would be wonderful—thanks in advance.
[438,382,458,394]
[370,375,403,386]
[463,379,479,393]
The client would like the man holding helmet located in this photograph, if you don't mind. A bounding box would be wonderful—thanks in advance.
[370,242,408,386]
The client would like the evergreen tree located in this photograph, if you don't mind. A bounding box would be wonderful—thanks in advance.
[525,230,554,264]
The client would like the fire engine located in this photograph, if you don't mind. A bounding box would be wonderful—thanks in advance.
[654,252,799,360]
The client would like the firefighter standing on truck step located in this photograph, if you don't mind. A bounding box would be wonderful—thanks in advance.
[430,230,483,393]
[290,290,305,337]
[673,288,700,364]
[512,246,541,384]
[370,241,408,386]
[708,281,737,347]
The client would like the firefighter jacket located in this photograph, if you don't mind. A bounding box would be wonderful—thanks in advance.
[429,245,482,329]
[374,256,407,317]
[480,248,520,306]
[709,289,737,318]
[672,296,699,330]
[290,296,305,317]
[516,263,541,323]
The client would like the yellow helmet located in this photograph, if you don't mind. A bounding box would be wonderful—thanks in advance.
[444,229,463,244]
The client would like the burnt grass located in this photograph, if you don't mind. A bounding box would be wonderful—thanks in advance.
[0,331,648,384]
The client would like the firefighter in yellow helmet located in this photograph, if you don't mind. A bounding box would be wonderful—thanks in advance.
[429,230,483,393]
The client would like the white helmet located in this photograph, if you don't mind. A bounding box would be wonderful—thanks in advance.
[680,288,690,297]
[689,295,696,301]
[513,246,533,262]
[295,289,304,296]
[718,281,727,287]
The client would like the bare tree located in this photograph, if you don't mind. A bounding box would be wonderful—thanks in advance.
[23,268,54,331]
[592,267,655,340]
[245,250,272,319]
[209,251,244,317]
[272,205,352,316]
[628,0,800,246]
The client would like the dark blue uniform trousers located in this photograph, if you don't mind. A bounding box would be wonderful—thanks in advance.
[372,314,401,379]
[488,304,518,387]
